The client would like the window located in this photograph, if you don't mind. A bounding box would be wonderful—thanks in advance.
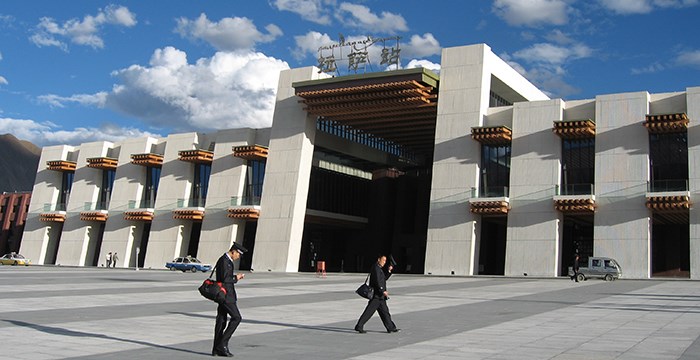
[561,138,594,195]
[191,163,211,207]
[649,132,688,191]
[243,160,265,205]
[142,166,161,208]
[97,169,115,210]
[57,172,74,211]
[480,144,511,197]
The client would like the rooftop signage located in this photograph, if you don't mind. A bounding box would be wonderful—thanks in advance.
[317,34,401,75]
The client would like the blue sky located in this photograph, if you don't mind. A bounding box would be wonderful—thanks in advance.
[0,0,699,146]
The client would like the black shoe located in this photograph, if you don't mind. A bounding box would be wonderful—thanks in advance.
[354,326,366,334]
[387,328,401,333]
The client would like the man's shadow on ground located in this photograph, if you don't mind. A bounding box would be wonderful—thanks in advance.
[171,311,356,334]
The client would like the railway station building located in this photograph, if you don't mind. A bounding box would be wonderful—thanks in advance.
[20,43,700,279]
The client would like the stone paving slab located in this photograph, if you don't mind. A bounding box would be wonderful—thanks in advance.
[1,266,699,359]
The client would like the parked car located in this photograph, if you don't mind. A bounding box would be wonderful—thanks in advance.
[165,256,211,272]
[0,253,31,266]
[569,256,621,282]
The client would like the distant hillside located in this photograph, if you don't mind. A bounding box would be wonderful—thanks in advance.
[0,134,41,192]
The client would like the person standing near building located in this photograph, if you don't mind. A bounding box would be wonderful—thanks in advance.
[112,252,119,268]
[106,252,112,267]
[354,254,400,334]
[212,242,247,357]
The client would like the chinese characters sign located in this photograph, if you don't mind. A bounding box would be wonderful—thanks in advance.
[317,34,401,75]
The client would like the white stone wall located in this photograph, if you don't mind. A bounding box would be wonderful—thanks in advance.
[20,145,75,264]
[594,92,651,279]
[505,99,564,277]
[99,136,161,268]
[55,141,113,266]
[143,132,201,268]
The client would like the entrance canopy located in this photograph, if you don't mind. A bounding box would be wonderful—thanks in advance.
[294,68,439,161]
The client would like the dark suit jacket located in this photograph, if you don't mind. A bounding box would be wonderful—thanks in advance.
[215,253,238,303]
[369,262,392,299]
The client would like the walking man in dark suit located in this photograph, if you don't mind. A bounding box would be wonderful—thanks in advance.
[354,254,400,334]
[212,242,247,357]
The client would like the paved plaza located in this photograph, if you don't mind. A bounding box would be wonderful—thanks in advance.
[1,266,700,359]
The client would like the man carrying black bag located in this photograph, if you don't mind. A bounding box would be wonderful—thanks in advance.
[212,242,247,357]
[354,254,400,334]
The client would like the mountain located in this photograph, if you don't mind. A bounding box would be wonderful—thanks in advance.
[0,134,41,192]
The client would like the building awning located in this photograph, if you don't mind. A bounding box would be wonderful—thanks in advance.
[294,68,439,158]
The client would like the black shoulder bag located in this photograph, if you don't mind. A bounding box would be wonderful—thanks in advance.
[198,265,227,303]
[355,273,374,299]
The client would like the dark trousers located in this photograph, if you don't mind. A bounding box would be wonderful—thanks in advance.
[214,301,242,351]
[355,297,396,331]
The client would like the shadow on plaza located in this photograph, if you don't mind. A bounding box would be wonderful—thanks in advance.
[171,311,355,334]
[1,319,210,356]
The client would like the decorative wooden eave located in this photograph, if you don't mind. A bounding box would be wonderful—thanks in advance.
[226,207,260,220]
[471,126,512,145]
[553,120,596,139]
[79,210,108,222]
[131,153,164,167]
[646,195,691,212]
[172,208,205,221]
[554,198,596,213]
[40,212,66,222]
[124,210,154,221]
[46,160,77,172]
[178,149,214,164]
[232,145,268,161]
[469,200,509,215]
[87,157,118,170]
[644,113,689,134]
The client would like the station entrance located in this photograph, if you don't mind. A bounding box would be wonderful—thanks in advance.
[651,213,689,278]
[560,214,593,276]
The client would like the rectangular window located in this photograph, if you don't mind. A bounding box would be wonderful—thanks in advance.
[649,132,688,191]
[191,163,211,207]
[561,138,595,195]
[480,144,511,197]
[57,172,74,211]
[243,160,265,205]
[142,166,161,208]
[97,169,115,210]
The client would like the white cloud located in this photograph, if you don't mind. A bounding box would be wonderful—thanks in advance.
[175,13,282,51]
[631,62,666,74]
[404,59,441,73]
[293,31,334,61]
[38,92,108,108]
[271,0,333,25]
[0,76,7,85]
[335,3,408,34]
[0,117,160,147]
[401,33,441,58]
[502,42,592,98]
[677,50,700,67]
[513,42,592,65]
[29,5,136,50]
[89,47,289,132]
[599,0,698,14]
[492,0,569,26]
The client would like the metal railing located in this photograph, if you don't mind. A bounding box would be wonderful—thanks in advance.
[556,183,594,196]
[471,186,509,198]
[647,179,688,192]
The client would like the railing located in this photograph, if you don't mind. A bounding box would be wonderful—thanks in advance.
[230,196,261,206]
[556,183,594,196]
[648,179,688,192]
[43,203,67,212]
[471,186,509,198]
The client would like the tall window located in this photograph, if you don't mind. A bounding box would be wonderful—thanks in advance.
[97,169,115,210]
[57,172,74,211]
[244,160,265,205]
[480,145,511,197]
[142,166,161,208]
[649,132,688,191]
[561,138,594,195]
[191,163,211,207]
